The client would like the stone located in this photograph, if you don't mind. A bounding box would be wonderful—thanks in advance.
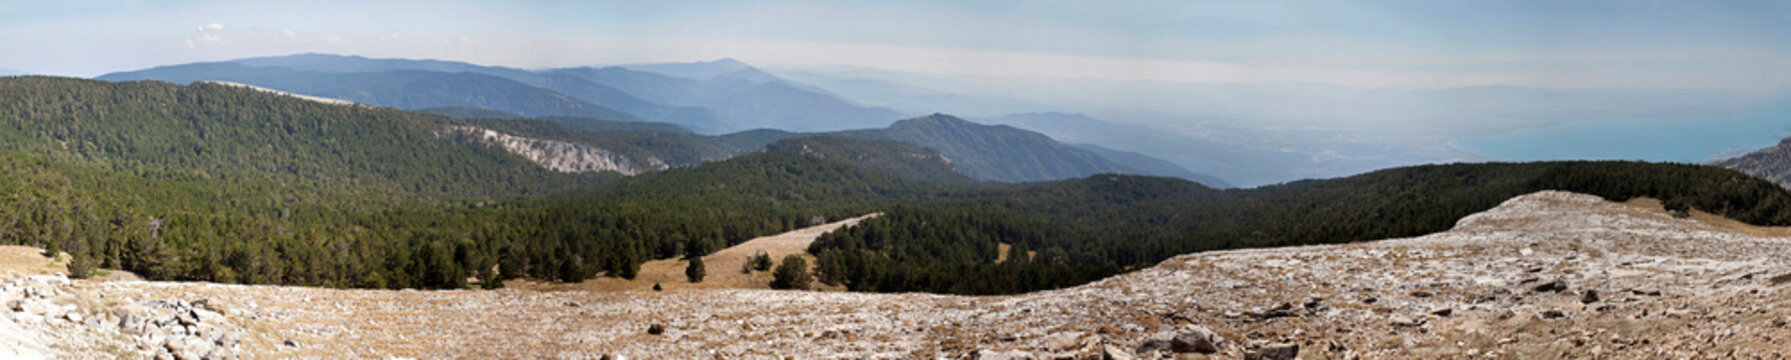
[1136,337,1172,354]
[1532,279,1567,293]
[1248,302,1300,319]
[1100,345,1135,360]
[1429,307,1453,317]
[1136,331,1175,353]
[282,339,300,348]
[1580,289,1599,304]
[1390,314,1424,327]
[1170,325,1223,353]
[975,350,1033,360]
[1244,343,1299,360]
[175,310,198,326]
[1040,331,1083,351]
[193,308,227,324]
[165,336,210,360]
[1539,309,1568,320]
[647,324,665,335]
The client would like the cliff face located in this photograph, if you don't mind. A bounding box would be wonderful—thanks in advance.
[439,125,668,175]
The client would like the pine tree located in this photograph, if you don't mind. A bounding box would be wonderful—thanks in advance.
[770,255,811,290]
[685,257,706,283]
[42,240,61,261]
[66,251,96,279]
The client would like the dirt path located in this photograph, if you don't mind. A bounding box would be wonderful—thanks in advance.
[527,213,878,292]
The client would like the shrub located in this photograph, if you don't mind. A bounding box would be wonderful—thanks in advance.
[751,251,773,271]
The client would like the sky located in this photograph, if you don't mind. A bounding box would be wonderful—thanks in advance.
[2,0,1789,91]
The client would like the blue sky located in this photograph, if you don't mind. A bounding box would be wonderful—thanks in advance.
[1,0,1787,91]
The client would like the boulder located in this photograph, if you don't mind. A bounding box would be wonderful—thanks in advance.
[647,324,665,335]
[1170,325,1223,353]
[1244,343,1299,360]
[1580,289,1599,304]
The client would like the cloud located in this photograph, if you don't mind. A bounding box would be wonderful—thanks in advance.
[197,23,224,32]
[184,34,228,49]
[278,29,298,38]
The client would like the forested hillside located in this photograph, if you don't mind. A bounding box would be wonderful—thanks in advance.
[0,77,911,288]
[763,136,972,183]
[810,161,1791,294]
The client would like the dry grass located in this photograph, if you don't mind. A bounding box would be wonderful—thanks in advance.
[0,245,62,276]
[1621,197,1791,237]
[521,213,877,292]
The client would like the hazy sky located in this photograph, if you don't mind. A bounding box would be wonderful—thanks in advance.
[2,0,1788,91]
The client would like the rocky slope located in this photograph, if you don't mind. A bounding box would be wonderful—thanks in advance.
[438,125,667,175]
[1718,137,1791,188]
[10,191,1791,359]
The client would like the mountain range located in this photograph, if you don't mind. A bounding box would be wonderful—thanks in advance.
[96,54,1228,186]
[99,54,902,134]
[449,112,1228,187]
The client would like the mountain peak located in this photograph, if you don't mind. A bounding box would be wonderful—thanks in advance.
[888,113,979,129]
[623,58,758,80]
[710,58,750,67]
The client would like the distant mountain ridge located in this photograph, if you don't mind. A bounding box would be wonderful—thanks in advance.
[1069,143,1234,188]
[829,114,1227,186]
[441,111,1222,186]
[98,54,902,133]
[97,63,647,123]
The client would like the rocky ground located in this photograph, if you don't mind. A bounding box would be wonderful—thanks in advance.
[7,191,1791,359]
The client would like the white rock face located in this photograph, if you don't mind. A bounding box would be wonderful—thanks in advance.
[198,81,358,107]
[438,125,668,175]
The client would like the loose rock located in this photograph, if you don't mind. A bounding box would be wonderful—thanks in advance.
[1170,325,1223,353]
[1244,343,1299,360]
